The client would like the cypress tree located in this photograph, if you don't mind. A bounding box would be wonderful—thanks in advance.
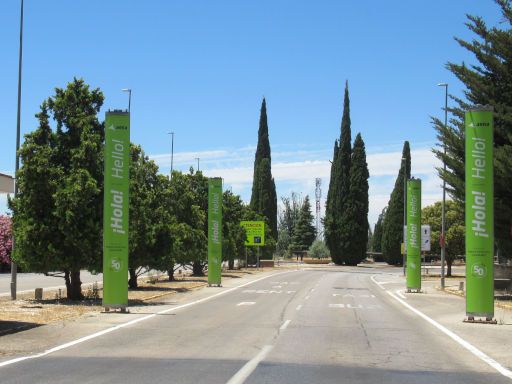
[344,133,369,265]
[250,98,278,241]
[433,1,512,258]
[372,207,386,253]
[381,141,411,265]
[325,81,352,264]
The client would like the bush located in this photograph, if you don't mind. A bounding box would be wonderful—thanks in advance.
[308,240,329,259]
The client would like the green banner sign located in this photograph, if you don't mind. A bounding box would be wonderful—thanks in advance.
[103,111,130,308]
[406,178,421,291]
[465,108,494,318]
[241,221,265,246]
[208,178,223,286]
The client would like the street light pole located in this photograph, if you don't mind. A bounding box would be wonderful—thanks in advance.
[195,157,200,172]
[11,0,25,301]
[122,88,131,113]
[168,132,175,177]
[438,83,448,289]
[402,157,407,277]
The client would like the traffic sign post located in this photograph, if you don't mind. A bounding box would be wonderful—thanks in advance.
[241,221,265,269]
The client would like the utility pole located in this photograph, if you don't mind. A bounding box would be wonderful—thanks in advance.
[11,0,25,300]
[168,132,175,177]
[195,157,200,172]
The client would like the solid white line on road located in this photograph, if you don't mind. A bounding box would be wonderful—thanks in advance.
[296,304,302,311]
[280,319,291,331]
[370,275,387,290]
[0,270,292,369]
[237,302,256,306]
[386,290,512,380]
[395,290,406,299]
[305,295,310,300]
[225,345,274,384]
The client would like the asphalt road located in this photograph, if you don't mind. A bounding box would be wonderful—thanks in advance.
[0,271,102,296]
[0,267,510,383]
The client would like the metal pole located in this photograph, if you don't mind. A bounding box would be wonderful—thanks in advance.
[170,132,174,176]
[439,83,448,289]
[402,157,407,277]
[195,157,200,171]
[11,0,24,301]
[128,89,131,113]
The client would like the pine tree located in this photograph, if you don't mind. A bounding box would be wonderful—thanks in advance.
[344,133,369,265]
[433,1,512,259]
[290,196,316,251]
[250,98,278,242]
[381,141,411,265]
[324,81,352,264]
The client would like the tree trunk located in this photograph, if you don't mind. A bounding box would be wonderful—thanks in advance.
[167,269,175,281]
[228,257,234,270]
[65,269,83,300]
[128,268,138,289]
[192,261,204,276]
[447,259,452,277]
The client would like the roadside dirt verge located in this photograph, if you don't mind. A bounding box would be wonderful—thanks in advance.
[0,269,266,336]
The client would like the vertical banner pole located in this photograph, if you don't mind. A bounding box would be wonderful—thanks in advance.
[406,178,422,292]
[103,111,130,310]
[465,107,494,321]
[208,177,223,286]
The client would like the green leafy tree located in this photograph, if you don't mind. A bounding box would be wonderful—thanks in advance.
[276,193,303,257]
[127,145,171,288]
[433,1,512,259]
[325,81,352,264]
[344,133,369,265]
[422,200,465,276]
[308,239,330,259]
[250,98,278,243]
[290,196,316,252]
[10,79,104,300]
[222,190,247,269]
[381,141,411,265]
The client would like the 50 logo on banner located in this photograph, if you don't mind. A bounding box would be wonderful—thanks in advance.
[471,263,487,278]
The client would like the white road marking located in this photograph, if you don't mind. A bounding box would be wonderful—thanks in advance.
[395,290,406,299]
[280,319,291,330]
[370,275,387,290]
[0,271,292,369]
[343,293,354,297]
[272,285,282,289]
[329,304,381,310]
[329,304,345,308]
[386,291,512,380]
[305,295,310,300]
[237,302,256,306]
[225,345,274,384]
[310,288,315,292]
[296,304,302,311]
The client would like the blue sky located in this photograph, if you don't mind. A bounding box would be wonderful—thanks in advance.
[0,1,503,228]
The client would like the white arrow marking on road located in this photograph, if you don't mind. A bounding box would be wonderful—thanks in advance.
[237,302,256,306]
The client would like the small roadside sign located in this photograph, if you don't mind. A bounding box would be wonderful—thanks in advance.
[241,221,265,247]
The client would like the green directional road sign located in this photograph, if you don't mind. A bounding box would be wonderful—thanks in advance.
[103,111,130,309]
[406,178,421,291]
[208,178,223,286]
[465,107,494,319]
[241,221,265,246]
